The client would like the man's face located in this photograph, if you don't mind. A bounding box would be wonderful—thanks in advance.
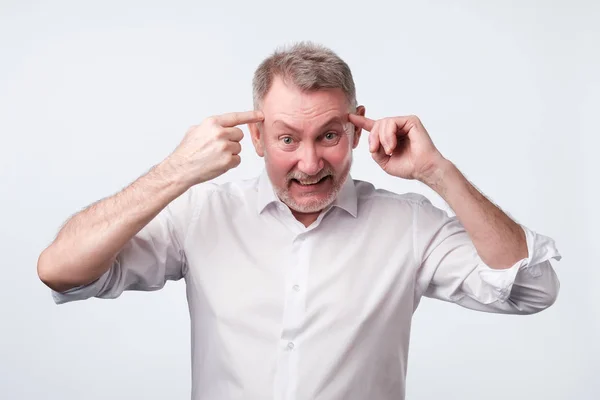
[250,76,363,215]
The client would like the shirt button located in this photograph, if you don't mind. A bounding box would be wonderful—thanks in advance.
[293,285,300,292]
[287,342,295,350]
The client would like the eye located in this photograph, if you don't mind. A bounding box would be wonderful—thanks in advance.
[281,136,293,145]
[324,132,337,140]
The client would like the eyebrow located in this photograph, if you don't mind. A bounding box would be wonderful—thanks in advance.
[271,116,345,132]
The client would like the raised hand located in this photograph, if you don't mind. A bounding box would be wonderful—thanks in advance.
[166,111,264,186]
[348,114,445,182]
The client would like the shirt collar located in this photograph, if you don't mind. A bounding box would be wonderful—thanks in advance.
[256,168,358,218]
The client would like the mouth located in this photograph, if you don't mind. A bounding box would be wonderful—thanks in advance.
[291,176,331,187]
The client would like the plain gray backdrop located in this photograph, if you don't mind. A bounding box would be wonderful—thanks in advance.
[1,0,598,399]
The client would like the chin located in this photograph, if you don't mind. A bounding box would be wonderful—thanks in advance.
[273,165,351,214]
[282,191,338,214]
[290,202,329,214]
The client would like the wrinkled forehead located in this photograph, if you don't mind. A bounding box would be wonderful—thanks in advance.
[268,112,352,135]
[260,79,352,134]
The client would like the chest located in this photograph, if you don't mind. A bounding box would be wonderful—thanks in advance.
[182,209,418,338]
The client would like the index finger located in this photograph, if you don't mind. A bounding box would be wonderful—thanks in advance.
[348,113,375,132]
[216,110,264,127]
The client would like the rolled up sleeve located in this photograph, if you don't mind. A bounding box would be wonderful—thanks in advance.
[415,198,562,314]
[51,189,194,305]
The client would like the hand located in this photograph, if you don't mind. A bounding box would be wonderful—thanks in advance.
[348,114,446,181]
[165,110,264,186]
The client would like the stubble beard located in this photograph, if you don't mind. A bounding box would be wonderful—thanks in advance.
[274,157,353,214]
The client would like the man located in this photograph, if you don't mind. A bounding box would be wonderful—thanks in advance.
[38,42,561,399]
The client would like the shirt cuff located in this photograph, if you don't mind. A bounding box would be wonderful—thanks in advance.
[51,269,111,305]
[476,224,562,302]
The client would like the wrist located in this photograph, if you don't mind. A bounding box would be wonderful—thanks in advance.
[416,156,454,188]
[154,157,192,196]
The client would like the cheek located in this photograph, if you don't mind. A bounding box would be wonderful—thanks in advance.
[323,146,352,168]
[265,148,296,176]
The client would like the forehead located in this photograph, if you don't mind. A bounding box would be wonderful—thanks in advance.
[261,77,349,132]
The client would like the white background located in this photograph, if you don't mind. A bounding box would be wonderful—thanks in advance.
[1,0,598,399]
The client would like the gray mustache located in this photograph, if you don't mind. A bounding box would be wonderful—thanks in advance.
[287,168,333,182]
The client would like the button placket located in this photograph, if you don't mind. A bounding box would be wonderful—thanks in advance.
[273,233,310,400]
[281,235,307,336]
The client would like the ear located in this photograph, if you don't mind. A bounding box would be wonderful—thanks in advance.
[248,121,264,157]
[352,105,366,149]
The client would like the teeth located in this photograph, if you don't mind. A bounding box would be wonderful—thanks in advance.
[297,177,325,185]
[292,176,328,186]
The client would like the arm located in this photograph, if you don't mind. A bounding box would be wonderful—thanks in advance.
[38,110,264,295]
[37,161,187,293]
[348,112,561,313]
[418,158,527,270]
[413,195,560,314]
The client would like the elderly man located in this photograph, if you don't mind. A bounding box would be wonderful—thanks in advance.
[38,42,561,400]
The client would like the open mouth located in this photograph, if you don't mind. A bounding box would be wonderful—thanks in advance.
[291,176,330,187]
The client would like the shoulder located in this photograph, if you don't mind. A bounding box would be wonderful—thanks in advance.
[181,175,260,209]
[183,175,256,197]
[164,176,258,229]
[351,178,452,225]
[351,178,454,232]
[352,178,433,209]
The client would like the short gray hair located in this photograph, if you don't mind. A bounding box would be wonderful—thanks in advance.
[252,41,357,110]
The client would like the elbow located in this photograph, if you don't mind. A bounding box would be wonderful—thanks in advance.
[37,248,75,293]
[38,246,115,294]
[528,289,559,315]
[537,277,560,312]
[517,271,561,315]
[536,266,561,312]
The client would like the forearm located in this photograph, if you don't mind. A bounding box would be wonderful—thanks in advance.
[419,158,527,269]
[37,159,189,292]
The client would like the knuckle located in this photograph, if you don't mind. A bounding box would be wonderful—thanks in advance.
[213,127,227,139]
[205,116,218,126]
[221,155,236,169]
[372,121,380,132]
[218,159,228,170]
[217,140,229,152]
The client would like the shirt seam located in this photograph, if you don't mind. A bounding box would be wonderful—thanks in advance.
[180,185,223,277]
[413,200,421,266]
[356,191,426,207]
[181,184,246,274]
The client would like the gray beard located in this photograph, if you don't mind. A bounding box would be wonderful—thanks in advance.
[275,159,352,214]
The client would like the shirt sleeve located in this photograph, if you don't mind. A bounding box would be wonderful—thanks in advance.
[414,196,562,314]
[51,188,196,305]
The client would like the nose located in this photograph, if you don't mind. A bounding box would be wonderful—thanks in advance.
[297,144,324,176]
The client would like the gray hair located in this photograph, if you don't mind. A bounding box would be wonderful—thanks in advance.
[252,41,357,111]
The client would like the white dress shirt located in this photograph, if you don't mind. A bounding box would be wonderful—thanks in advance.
[52,170,561,400]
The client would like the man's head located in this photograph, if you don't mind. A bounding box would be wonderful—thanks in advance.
[248,42,365,218]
